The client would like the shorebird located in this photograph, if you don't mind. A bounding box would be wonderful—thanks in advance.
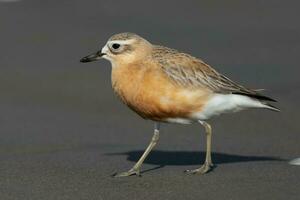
[80,32,279,177]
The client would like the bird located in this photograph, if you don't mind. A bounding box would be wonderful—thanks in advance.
[80,32,279,177]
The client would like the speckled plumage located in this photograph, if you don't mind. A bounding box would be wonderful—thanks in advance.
[80,32,279,177]
[98,33,279,122]
[109,32,140,41]
[152,45,275,101]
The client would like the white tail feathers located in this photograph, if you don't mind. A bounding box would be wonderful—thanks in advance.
[194,94,279,120]
[262,103,280,112]
[289,158,300,165]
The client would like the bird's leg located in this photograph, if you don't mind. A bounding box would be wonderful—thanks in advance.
[113,123,160,177]
[185,121,214,174]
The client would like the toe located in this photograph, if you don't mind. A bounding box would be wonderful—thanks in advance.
[184,164,213,175]
[112,169,141,178]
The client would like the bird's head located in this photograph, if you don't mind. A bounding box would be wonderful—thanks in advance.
[80,32,152,66]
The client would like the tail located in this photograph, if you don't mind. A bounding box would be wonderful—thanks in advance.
[289,158,300,165]
[233,91,279,112]
[262,103,280,112]
[233,92,277,102]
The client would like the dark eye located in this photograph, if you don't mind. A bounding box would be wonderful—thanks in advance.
[112,43,120,49]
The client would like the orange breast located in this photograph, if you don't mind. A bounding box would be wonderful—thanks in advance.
[111,62,212,121]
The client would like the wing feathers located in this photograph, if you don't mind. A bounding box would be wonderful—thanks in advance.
[154,45,276,103]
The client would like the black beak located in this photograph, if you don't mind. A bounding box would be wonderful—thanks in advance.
[80,51,106,63]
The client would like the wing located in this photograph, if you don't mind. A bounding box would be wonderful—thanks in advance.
[154,46,276,102]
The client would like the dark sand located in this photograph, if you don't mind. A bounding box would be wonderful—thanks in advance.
[0,0,299,199]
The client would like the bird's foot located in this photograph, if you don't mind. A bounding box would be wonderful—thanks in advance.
[184,162,214,175]
[113,168,141,178]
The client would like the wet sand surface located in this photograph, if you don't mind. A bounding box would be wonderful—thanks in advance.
[0,0,299,199]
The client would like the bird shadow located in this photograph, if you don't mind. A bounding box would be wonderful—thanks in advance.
[108,150,283,173]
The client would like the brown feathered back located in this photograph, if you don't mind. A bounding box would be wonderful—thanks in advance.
[153,45,276,102]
